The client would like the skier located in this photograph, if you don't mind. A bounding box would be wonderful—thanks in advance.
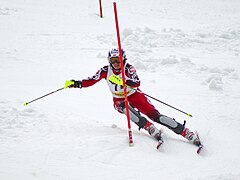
[65,48,201,149]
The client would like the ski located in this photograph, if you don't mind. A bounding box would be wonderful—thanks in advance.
[156,140,163,150]
[197,144,204,154]
[195,132,204,154]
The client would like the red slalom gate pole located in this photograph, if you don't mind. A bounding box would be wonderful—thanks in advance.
[99,0,103,18]
[113,2,133,146]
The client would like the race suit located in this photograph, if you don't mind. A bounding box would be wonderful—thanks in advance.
[80,63,185,134]
[81,63,160,121]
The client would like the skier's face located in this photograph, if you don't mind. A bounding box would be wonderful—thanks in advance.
[110,57,121,69]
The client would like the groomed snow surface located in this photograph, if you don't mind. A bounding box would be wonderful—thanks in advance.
[1,0,240,179]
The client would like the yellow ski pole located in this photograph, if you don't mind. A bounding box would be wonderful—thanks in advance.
[24,80,75,106]
[24,87,64,106]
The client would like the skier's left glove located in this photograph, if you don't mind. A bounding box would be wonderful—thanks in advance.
[64,80,82,89]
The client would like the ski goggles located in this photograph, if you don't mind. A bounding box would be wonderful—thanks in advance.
[109,57,121,64]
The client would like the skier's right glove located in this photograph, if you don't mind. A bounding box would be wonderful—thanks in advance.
[64,80,82,89]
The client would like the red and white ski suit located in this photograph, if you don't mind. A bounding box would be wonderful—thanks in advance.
[76,63,199,143]
[80,63,160,121]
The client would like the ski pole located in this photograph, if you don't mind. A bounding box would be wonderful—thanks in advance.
[109,74,193,117]
[138,91,192,117]
[24,87,64,106]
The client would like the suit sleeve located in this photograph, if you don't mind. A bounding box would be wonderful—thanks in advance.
[81,66,108,88]
[125,64,140,88]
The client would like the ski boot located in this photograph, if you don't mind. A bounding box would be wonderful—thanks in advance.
[181,128,201,146]
[144,122,163,149]
[181,128,204,154]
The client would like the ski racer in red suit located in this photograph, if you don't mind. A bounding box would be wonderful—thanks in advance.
[65,48,201,148]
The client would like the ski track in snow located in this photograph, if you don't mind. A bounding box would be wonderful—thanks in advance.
[1,0,240,179]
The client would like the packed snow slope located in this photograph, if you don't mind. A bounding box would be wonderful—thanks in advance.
[1,0,240,179]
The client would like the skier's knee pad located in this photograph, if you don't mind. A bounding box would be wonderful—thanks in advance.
[121,102,147,129]
[157,115,184,134]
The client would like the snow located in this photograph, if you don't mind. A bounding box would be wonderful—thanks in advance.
[1,0,240,179]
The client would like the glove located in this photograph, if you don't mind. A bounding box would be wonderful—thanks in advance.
[64,80,82,89]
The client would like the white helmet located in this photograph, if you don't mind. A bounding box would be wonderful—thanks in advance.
[107,48,127,64]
